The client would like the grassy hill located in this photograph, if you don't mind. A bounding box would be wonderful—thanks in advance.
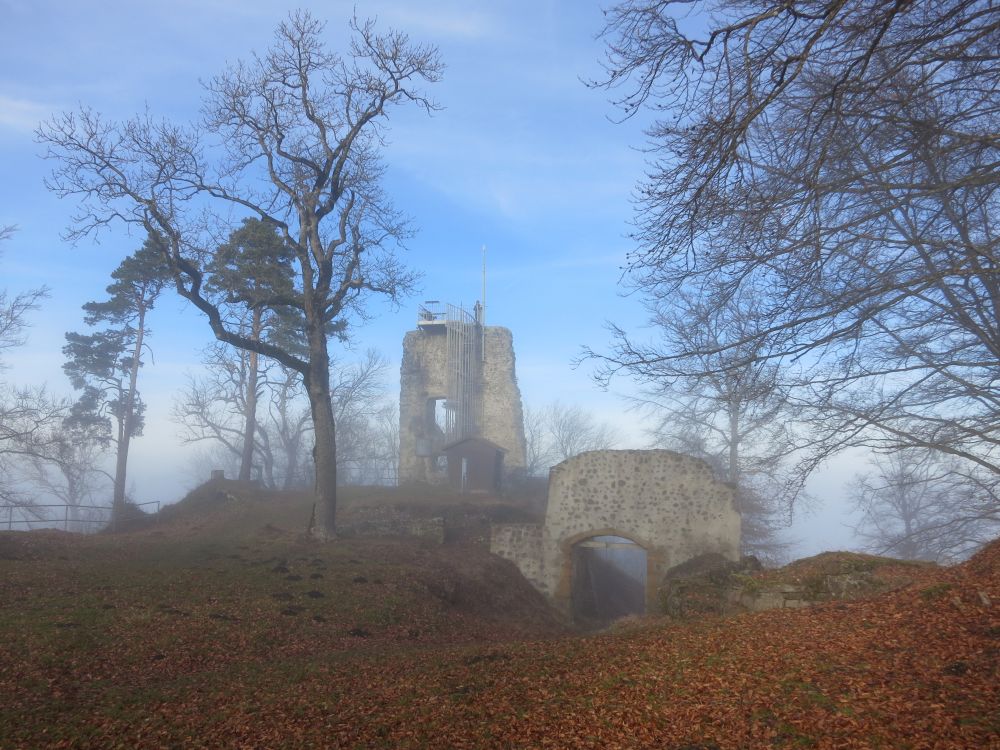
[0,484,997,748]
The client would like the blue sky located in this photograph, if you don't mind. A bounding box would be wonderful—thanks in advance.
[0,0,859,553]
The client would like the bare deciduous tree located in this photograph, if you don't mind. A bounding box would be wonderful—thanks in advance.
[523,405,552,477]
[26,419,110,531]
[261,365,313,489]
[175,346,392,488]
[0,226,65,519]
[593,1,1000,544]
[607,286,798,561]
[173,342,273,478]
[851,449,1000,562]
[0,387,67,521]
[523,402,620,475]
[0,225,47,366]
[38,12,442,538]
[370,401,400,484]
[546,401,619,463]
[330,349,390,476]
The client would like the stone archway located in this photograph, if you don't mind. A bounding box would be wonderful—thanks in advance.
[490,450,742,620]
[570,533,647,627]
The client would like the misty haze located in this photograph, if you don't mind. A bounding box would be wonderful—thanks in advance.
[1,1,998,746]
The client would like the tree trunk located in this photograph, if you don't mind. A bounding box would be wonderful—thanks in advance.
[728,408,740,487]
[307,382,337,537]
[238,309,263,482]
[260,439,275,489]
[113,311,146,528]
[112,404,129,528]
[65,468,80,532]
[282,443,298,490]
[727,401,744,551]
[112,433,129,512]
[274,379,301,490]
[304,329,337,539]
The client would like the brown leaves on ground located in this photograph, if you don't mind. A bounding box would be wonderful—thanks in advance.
[0,527,997,749]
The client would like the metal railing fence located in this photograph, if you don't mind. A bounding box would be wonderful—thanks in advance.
[1,501,161,532]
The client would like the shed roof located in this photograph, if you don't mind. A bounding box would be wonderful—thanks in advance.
[442,437,507,453]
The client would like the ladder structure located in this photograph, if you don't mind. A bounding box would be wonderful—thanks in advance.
[444,304,483,442]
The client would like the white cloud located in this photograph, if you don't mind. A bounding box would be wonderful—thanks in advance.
[0,95,50,133]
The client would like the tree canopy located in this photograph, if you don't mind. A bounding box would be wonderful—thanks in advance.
[38,12,442,537]
[593,1,1000,520]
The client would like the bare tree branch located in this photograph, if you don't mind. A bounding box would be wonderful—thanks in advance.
[590,0,1000,553]
[37,12,442,537]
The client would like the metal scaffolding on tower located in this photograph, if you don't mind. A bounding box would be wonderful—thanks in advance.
[445,303,482,442]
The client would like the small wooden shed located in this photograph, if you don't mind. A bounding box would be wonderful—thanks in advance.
[442,437,506,492]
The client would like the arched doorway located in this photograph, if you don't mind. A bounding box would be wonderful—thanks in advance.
[570,534,647,627]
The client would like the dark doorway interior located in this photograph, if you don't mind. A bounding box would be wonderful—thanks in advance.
[571,535,647,628]
[443,437,505,493]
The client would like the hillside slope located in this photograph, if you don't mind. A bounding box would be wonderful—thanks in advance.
[0,487,996,748]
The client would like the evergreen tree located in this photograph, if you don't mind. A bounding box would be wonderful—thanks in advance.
[206,218,295,482]
[63,237,170,526]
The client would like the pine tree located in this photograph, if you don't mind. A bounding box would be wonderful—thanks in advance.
[206,218,295,482]
[63,237,170,526]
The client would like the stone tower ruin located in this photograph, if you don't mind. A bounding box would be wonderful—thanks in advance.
[399,302,526,486]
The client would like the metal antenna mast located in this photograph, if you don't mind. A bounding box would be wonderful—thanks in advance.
[481,244,487,361]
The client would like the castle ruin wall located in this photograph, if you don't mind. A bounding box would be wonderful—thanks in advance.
[491,449,740,615]
[399,325,526,484]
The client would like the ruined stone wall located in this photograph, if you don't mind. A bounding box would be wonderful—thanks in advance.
[398,328,449,484]
[490,449,740,614]
[479,328,526,472]
[545,450,739,573]
[490,523,545,591]
[399,325,526,484]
